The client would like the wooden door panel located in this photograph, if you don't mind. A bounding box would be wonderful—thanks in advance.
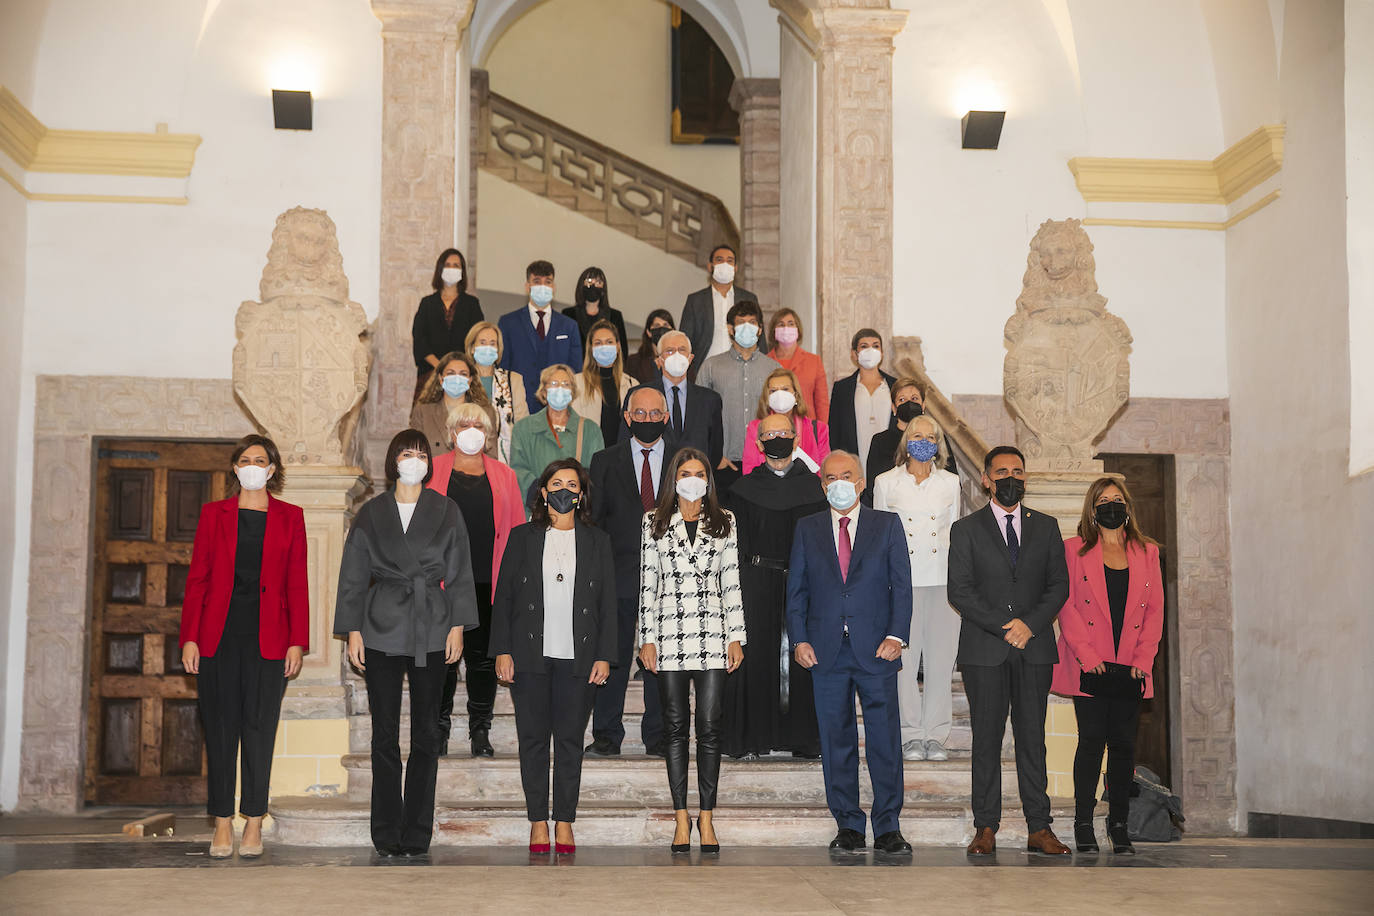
[87,438,235,805]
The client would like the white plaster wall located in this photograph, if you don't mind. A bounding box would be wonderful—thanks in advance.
[890,0,1229,399]
[1201,0,1281,147]
[1347,0,1374,476]
[778,18,816,334]
[1229,0,1374,825]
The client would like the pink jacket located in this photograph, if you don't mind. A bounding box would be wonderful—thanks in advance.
[427,451,526,598]
[741,415,831,474]
[1051,537,1164,699]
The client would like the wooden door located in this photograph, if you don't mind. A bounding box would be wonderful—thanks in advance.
[86,438,236,805]
[1099,452,1177,786]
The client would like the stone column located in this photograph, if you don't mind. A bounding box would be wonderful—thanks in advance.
[812,5,908,376]
[469,68,489,287]
[729,78,781,315]
[363,0,475,479]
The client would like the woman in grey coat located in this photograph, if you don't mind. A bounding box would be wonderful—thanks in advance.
[334,429,478,857]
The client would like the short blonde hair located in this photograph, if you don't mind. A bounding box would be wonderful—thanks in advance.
[896,413,948,469]
[754,367,809,420]
[446,400,497,451]
[536,363,577,405]
[464,321,504,361]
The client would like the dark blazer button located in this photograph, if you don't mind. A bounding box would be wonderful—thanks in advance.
[527,632,534,639]
[521,576,528,584]
[582,608,590,615]
[528,604,535,611]
[1087,620,1094,626]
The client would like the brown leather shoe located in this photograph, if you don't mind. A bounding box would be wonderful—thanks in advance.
[966,827,996,856]
[1026,827,1072,855]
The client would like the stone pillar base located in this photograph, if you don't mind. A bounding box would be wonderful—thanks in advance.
[1024,470,1122,538]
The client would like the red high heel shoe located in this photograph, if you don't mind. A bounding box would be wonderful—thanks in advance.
[555,841,576,855]
[529,841,551,854]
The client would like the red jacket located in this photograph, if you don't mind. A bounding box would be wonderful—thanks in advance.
[179,496,310,659]
[1051,537,1164,699]
[427,451,525,597]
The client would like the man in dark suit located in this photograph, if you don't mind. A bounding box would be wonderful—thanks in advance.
[498,259,582,414]
[947,445,1071,857]
[586,385,671,757]
[678,243,757,381]
[653,329,724,466]
[829,328,897,459]
[787,451,913,856]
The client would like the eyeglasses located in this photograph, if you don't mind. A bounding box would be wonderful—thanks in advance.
[759,430,794,441]
[546,381,572,390]
[629,409,667,421]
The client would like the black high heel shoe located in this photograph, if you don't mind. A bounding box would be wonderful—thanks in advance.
[1074,822,1099,853]
[696,817,720,855]
[670,816,692,854]
[1107,822,1135,855]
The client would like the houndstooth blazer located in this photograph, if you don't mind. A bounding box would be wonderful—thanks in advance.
[638,511,746,671]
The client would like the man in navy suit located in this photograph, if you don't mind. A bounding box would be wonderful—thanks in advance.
[497,260,582,414]
[787,450,913,855]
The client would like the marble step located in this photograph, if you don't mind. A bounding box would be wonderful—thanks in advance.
[339,754,1017,805]
[270,796,1079,848]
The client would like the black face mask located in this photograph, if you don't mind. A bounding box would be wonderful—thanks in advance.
[1094,501,1128,530]
[583,286,603,304]
[992,476,1025,507]
[546,489,579,515]
[895,401,924,423]
[629,419,667,445]
[648,326,670,346]
[761,436,796,460]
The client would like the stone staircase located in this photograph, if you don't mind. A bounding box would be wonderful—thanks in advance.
[270,677,1074,847]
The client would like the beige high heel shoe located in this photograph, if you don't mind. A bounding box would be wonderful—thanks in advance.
[209,818,234,858]
[239,817,264,858]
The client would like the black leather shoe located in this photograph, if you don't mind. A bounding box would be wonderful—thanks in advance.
[829,828,866,853]
[398,846,429,858]
[375,844,403,858]
[584,737,620,757]
[874,831,912,855]
[1074,822,1099,853]
[437,740,449,757]
[470,729,494,758]
[1108,823,1135,855]
[643,740,665,758]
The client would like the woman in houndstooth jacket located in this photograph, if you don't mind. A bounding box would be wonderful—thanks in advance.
[639,446,746,855]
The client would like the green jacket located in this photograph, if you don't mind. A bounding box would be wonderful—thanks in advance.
[510,408,605,501]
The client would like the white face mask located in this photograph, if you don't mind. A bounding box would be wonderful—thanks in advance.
[676,476,709,502]
[397,457,428,486]
[441,266,462,286]
[454,427,486,456]
[857,348,882,370]
[767,389,797,414]
[711,263,735,285]
[663,352,691,379]
[235,464,272,491]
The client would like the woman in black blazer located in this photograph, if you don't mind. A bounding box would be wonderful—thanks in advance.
[562,266,629,360]
[412,248,483,402]
[491,457,616,856]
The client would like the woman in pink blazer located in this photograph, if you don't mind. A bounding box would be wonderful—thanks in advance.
[427,402,527,756]
[1052,476,1163,856]
[740,367,830,474]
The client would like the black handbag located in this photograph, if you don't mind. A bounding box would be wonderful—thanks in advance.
[1079,661,1146,699]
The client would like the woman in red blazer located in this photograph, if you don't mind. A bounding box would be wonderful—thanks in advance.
[1052,477,1163,856]
[427,402,526,756]
[179,435,309,858]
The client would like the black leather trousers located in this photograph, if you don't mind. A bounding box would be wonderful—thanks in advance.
[659,668,726,811]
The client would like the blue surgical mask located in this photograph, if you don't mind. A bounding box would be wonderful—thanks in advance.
[591,344,617,368]
[472,345,499,367]
[826,479,858,511]
[732,322,760,349]
[441,374,470,398]
[906,438,939,462]
[530,285,554,307]
[546,386,573,411]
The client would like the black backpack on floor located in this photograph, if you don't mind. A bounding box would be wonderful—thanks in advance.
[1128,765,1185,841]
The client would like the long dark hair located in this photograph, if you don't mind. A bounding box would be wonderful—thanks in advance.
[634,308,675,358]
[1076,476,1158,555]
[431,248,468,296]
[650,447,731,540]
[574,266,610,312]
[529,458,593,529]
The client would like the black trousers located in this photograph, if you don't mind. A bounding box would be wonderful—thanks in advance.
[659,668,725,811]
[591,595,663,749]
[440,588,495,741]
[197,633,286,818]
[364,648,448,852]
[509,656,596,822]
[1072,693,1141,825]
[962,656,1054,833]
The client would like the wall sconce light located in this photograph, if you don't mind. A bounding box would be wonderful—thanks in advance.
[961,110,1005,149]
[272,90,313,130]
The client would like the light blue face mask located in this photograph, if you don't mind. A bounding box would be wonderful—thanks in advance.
[530,285,554,307]
[546,386,573,411]
[906,438,939,462]
[591,344,618,368]
[732,321,760,349]
[472,345,499,367]
[442,374,471,398]
[826,479,858,511]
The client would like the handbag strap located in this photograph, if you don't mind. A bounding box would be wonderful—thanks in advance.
[575,416,585,457]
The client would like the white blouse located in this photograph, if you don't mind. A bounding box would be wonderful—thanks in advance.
[396,500,417,533]
[542,527,577,659]
[871,465,961,587]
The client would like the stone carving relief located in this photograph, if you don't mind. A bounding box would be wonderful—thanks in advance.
[1004,219,1133,470]
[232,208,370,467]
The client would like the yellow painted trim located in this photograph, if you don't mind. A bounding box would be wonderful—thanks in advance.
[1068,124,1284,205]
[0,86,201,178]
[0,164,27,197]
[0,164,187,205]
[1082,189,1281,231]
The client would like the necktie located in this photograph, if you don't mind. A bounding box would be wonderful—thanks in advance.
[639,449,655,511]
[536,310,547,340]
[1005,512,1019,567]
[838,516,852,582]
[671,385,683,435]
